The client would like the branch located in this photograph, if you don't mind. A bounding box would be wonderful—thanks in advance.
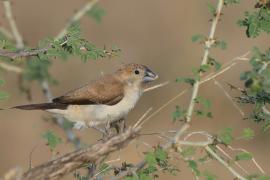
[0,61,23,74]
[186,0,224,123]
[22,127,140,180]
[56,0,99,39]
[3,0,24,49]
[205,146,246,180]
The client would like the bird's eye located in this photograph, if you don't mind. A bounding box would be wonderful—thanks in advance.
[134,70,140,75]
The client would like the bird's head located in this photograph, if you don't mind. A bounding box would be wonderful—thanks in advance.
[116,63,158,85]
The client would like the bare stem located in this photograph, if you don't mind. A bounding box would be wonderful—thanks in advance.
[3,0,24,49]
[205,146,246,180]
[186,0,224,122]
[56,0,99,39]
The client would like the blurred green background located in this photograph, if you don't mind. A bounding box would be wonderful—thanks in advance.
[0,0,270,179]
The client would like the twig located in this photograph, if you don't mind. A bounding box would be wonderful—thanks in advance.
[205,146,246,180]
[56,0,99,39]
[214,80,245,117]
[216,145,249,175]
[227,146,265,174]
[0,62,23,74]
[143,81,169,93]
[186,0,224,123]
[3,0,24,49]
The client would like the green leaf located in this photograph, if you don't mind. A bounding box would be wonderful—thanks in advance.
[145,152,157,167]
[154,147,167,162]
[199,64,211,73]
[191,34,204,42]
[187,160,200,176]
[207,56,222,71]
[194,96,212,109]
[235,152,252,161]
[218,128,233,145]
[214,40,227,50]
[238,128,255,140]
[42,130,62,150]
[176,77,195,86]
[87,5,106,23]
[172,106,186,122]
[207,3,216,17]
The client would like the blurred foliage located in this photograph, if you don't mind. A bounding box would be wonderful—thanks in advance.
[237,48,270,130]
[238,0,270,37]
[42,130,62,151]
[87,5,106,23]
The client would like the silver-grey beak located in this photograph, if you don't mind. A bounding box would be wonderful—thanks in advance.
[143,68,158,82]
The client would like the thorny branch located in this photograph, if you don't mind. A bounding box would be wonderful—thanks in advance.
[22,127,140,180]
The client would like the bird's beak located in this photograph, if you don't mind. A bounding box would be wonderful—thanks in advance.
[143,68,158,82]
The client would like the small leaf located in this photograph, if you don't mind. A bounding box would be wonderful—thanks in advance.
[214,40,227,50]
[42,130,62,151]
[191,34,205,42]
[154,147,167,162]
[238,128,255,140]
[145,152,157,166]
[87,5,106,23]
[235,152,252,161]
[176,77,195,86]
[218,128,233,145]
[172,106,186,122]
[195,96,212,109]
[187,160,200,176]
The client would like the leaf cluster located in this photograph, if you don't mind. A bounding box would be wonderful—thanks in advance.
[238,1,270,37]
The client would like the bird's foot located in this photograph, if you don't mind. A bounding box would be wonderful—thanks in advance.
[110,119,126,134]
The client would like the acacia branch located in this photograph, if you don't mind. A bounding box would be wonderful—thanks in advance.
[22,127,140,180]
[186,0,224,123]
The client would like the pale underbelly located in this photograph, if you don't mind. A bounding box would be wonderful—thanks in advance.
[47,104,132,127]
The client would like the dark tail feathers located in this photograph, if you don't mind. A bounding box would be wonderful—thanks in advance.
[12,103,68,110]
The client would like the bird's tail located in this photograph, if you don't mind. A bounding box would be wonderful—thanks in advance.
[12,103,68,110]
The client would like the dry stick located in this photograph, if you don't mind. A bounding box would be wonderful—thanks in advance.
[214,80,245,117]
[216,145,249,175]
[227,146,266,174]
[2,0,24,49]
[0,62,23,74]
[56,0,99,39]
[205,146,246,180]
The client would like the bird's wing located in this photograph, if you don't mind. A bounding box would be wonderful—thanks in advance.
[53,75,124,105]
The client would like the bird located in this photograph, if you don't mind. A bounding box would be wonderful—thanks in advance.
[13,63,158,131]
